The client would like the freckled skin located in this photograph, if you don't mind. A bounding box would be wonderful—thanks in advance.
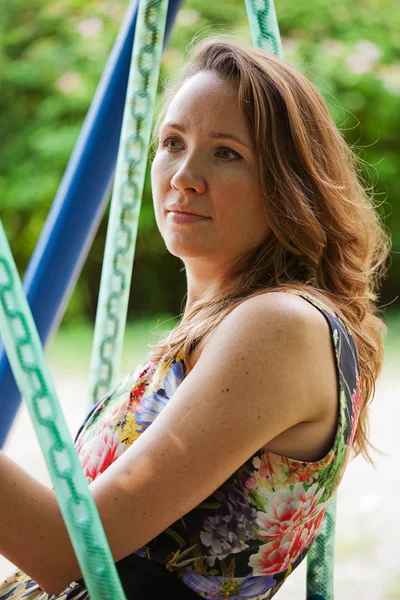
[151,70,271,311]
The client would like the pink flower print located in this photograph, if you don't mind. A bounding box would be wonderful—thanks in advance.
[251,453,287,495]
[102,403,126,429]
[249,529,301,575]
[79,429,127,483]
[249,507,327,576]
[256,453,275,479]
[349,370,362,447]
[256,482,326,540]
[287,463,319,486]
[352,370,362,413]
[245,474,258,489]
[302,506,326,547]
[285,453,334,486]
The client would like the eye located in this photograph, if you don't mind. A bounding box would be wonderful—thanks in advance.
[161,136,183,151]
[161,136,242,161]
[216,147,242,160]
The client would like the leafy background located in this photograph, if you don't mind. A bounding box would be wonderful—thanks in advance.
[1,0,399,325]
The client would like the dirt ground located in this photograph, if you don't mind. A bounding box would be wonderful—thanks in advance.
[0,355,398,599]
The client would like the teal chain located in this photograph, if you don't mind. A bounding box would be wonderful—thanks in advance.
[0,220,127,600]
[306,494,337,600]
[88,0,169,409]
[244,0,284,58]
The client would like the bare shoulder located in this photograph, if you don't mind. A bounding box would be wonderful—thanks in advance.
[232,289,330,327]
[204,290,331,359]
[194,290,336,424]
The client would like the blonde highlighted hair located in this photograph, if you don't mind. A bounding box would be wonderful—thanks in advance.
[147,37,391,465]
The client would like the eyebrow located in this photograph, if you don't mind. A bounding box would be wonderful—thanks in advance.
[161,122,251,150]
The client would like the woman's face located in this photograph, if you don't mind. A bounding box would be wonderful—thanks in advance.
[151,70,270,271]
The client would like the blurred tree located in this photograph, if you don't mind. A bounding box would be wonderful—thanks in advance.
[0,0,398,323]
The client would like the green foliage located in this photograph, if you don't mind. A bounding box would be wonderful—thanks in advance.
[47,312,178,374]
[1,0,399,322]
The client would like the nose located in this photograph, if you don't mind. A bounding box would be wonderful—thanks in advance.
[170,158,206,194]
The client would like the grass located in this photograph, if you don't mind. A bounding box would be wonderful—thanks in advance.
[335,531,378,560]
[46,312,179,376]
[385,571,400,599]
[383,310,400,359]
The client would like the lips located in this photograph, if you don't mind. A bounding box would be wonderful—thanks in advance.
[168,211,210,224]
[166,206,209,218]
[169,210,195,215]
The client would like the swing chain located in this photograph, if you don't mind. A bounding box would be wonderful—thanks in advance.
[246,0,283,57]
[0,253,117,594]
[93,0,165,404]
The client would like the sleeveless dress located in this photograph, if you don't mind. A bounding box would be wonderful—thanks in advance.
[0,290,361,600]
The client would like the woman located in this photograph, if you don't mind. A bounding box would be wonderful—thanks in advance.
[0,37,390,599]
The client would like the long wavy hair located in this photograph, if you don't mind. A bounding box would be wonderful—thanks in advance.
[146,36,391,465]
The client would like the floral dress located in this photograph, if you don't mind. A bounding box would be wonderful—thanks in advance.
[0,290,361,600]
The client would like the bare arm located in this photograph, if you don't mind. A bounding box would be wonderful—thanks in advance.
[0,292,327,595]
[0,450,78,592]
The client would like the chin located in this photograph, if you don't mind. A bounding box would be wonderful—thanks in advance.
[166,246,205,259]
[164,236,210,258]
